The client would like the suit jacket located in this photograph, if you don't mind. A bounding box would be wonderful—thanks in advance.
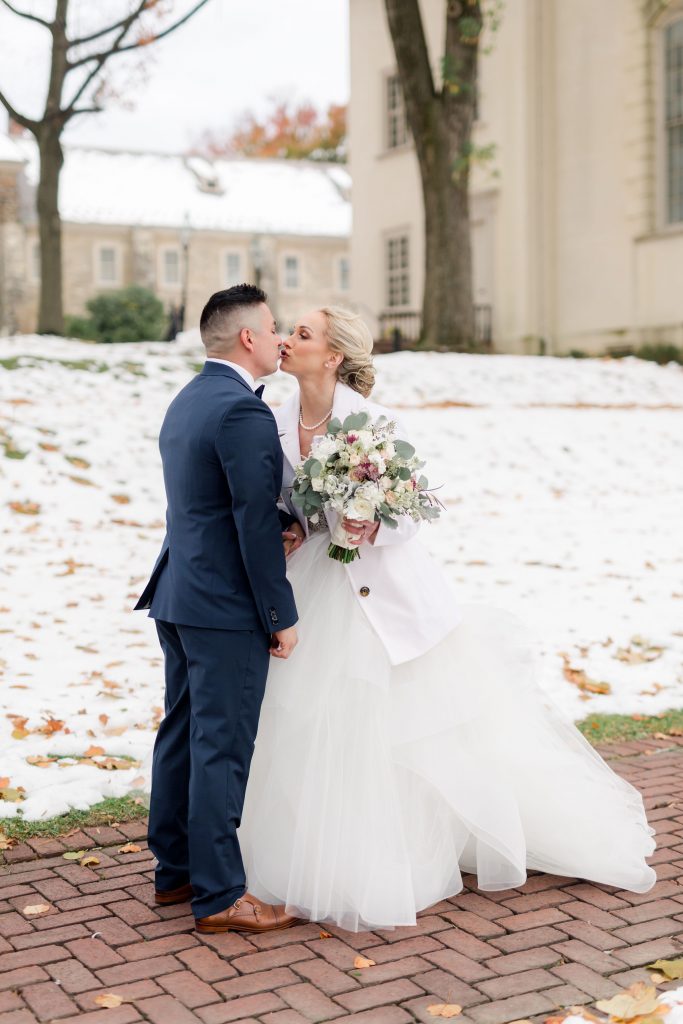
[276,381,460,664]
[135,361,297,634]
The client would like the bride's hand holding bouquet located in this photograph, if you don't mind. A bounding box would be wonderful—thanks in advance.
[291,411,441,563]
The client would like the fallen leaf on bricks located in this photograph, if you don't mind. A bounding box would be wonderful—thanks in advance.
[23,903,52,916]
[353,956,376,969]
[93,994,124,1008]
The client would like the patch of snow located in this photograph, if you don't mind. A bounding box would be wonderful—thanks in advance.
[1,335,682,819]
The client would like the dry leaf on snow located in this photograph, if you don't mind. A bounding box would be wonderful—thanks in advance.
[353,956,376,969]
[93,993,124,1008]
[23,903,52,916]
[84,745,105,757]
[0,787,25,802]
[8,501,41,515]
[427,1004,462,1018]
[559,653,611,695]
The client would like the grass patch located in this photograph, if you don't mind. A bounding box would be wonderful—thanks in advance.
[0,794,148,842]
[0,355,109,373]
[4,712,683,841]
[577,708,683,744]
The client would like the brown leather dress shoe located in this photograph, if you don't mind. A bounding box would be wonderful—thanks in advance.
[154,882,194,906]
[195,892,302,933]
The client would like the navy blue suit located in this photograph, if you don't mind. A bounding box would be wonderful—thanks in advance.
[135,361,297,918]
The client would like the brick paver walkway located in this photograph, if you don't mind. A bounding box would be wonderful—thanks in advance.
[2,738,683,1024]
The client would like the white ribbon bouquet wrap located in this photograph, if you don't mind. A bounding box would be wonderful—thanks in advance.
[291,411,441,563]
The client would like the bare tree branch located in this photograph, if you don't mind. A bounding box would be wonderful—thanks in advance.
[67,0,212,71]
[67,0,147,48]
[0,85,38,132]
[0,0,50,29]
[69,105,103,116]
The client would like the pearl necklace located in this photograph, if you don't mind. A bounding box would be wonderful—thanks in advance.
[299,407,333,431]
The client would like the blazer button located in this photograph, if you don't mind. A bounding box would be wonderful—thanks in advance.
[359,586,370,597]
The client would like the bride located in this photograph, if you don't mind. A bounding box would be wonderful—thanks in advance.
[238,306,656,933]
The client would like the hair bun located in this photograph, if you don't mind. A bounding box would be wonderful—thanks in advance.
[321,306,375,398]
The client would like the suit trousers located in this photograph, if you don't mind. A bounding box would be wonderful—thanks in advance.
[148,620,271,918]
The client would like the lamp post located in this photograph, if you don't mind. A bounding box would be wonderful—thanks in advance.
[249,235,265,289]
[179,212,191,332]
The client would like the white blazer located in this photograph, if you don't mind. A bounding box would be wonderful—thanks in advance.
[275,381,461,665]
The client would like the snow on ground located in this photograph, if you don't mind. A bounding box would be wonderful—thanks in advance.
[1,333,682,821]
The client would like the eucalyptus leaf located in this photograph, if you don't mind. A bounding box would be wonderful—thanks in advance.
[309,460,323,478]
[394,440,416,460]
[398,467,412,480]
[326,417,342,435]
[379,514,398,529]
[418,475,428,489]
[342,412,370,432]
[306,490,322,509]
[291,490,307,507]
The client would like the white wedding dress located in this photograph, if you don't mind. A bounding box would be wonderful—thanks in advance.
[238,524,656,932]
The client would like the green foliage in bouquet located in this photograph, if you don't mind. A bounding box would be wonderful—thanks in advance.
[291,411,441,562]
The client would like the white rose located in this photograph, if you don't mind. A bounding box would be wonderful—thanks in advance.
[313,436,337,462]
[355,430,373,449]
[311,475,325,492]
[382,441,395,459]
[381,477,393,491]
[345,496,375,521]
[349,453,361,466]
[356,482,382,506]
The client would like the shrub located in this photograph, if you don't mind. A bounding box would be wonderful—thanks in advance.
[635,343,683,365]
[64,315,98,341]
[69,286,166,344]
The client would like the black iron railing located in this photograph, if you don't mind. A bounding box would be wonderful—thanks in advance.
[377,305,493,350]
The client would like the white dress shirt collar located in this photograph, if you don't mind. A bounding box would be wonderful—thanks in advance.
[205,358,256,392]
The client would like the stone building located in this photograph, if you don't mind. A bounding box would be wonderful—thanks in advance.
[350,0,683,354]
[0,131,350,336]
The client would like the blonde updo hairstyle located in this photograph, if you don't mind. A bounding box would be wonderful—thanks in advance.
[320,306,376,398]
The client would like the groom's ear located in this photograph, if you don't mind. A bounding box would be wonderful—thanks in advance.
[239,326,253,351]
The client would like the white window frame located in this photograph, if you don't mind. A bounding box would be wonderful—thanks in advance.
[659,11,683,226]
[385,71,410,151]
[158,245,182,288]
[222,248,244,288]
[94,243,122,287]
[336,254,351,292]
[384,232,411,309]
[281,252,302,292]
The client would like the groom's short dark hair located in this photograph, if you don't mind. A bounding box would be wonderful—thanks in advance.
[200,284,268,350]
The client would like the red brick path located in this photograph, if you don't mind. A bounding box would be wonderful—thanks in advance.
[2,738,683,1024]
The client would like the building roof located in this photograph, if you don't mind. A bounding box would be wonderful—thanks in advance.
[12,136,351,238]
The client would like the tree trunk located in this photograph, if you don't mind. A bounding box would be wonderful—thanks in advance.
[36,128,64,335]
[420,132,474,349]
[384,0,481,350]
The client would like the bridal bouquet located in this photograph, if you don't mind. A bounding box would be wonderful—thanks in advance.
[291,411,441,563]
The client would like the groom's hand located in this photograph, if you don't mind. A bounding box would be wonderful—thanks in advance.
[270,625,298,659]
[282,522,305,558]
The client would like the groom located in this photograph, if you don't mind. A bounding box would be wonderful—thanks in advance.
[135,284,300,934]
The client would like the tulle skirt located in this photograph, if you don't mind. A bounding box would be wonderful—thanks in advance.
[238,532,656,932]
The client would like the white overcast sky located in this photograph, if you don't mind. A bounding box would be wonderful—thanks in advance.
[0,0,349,153]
